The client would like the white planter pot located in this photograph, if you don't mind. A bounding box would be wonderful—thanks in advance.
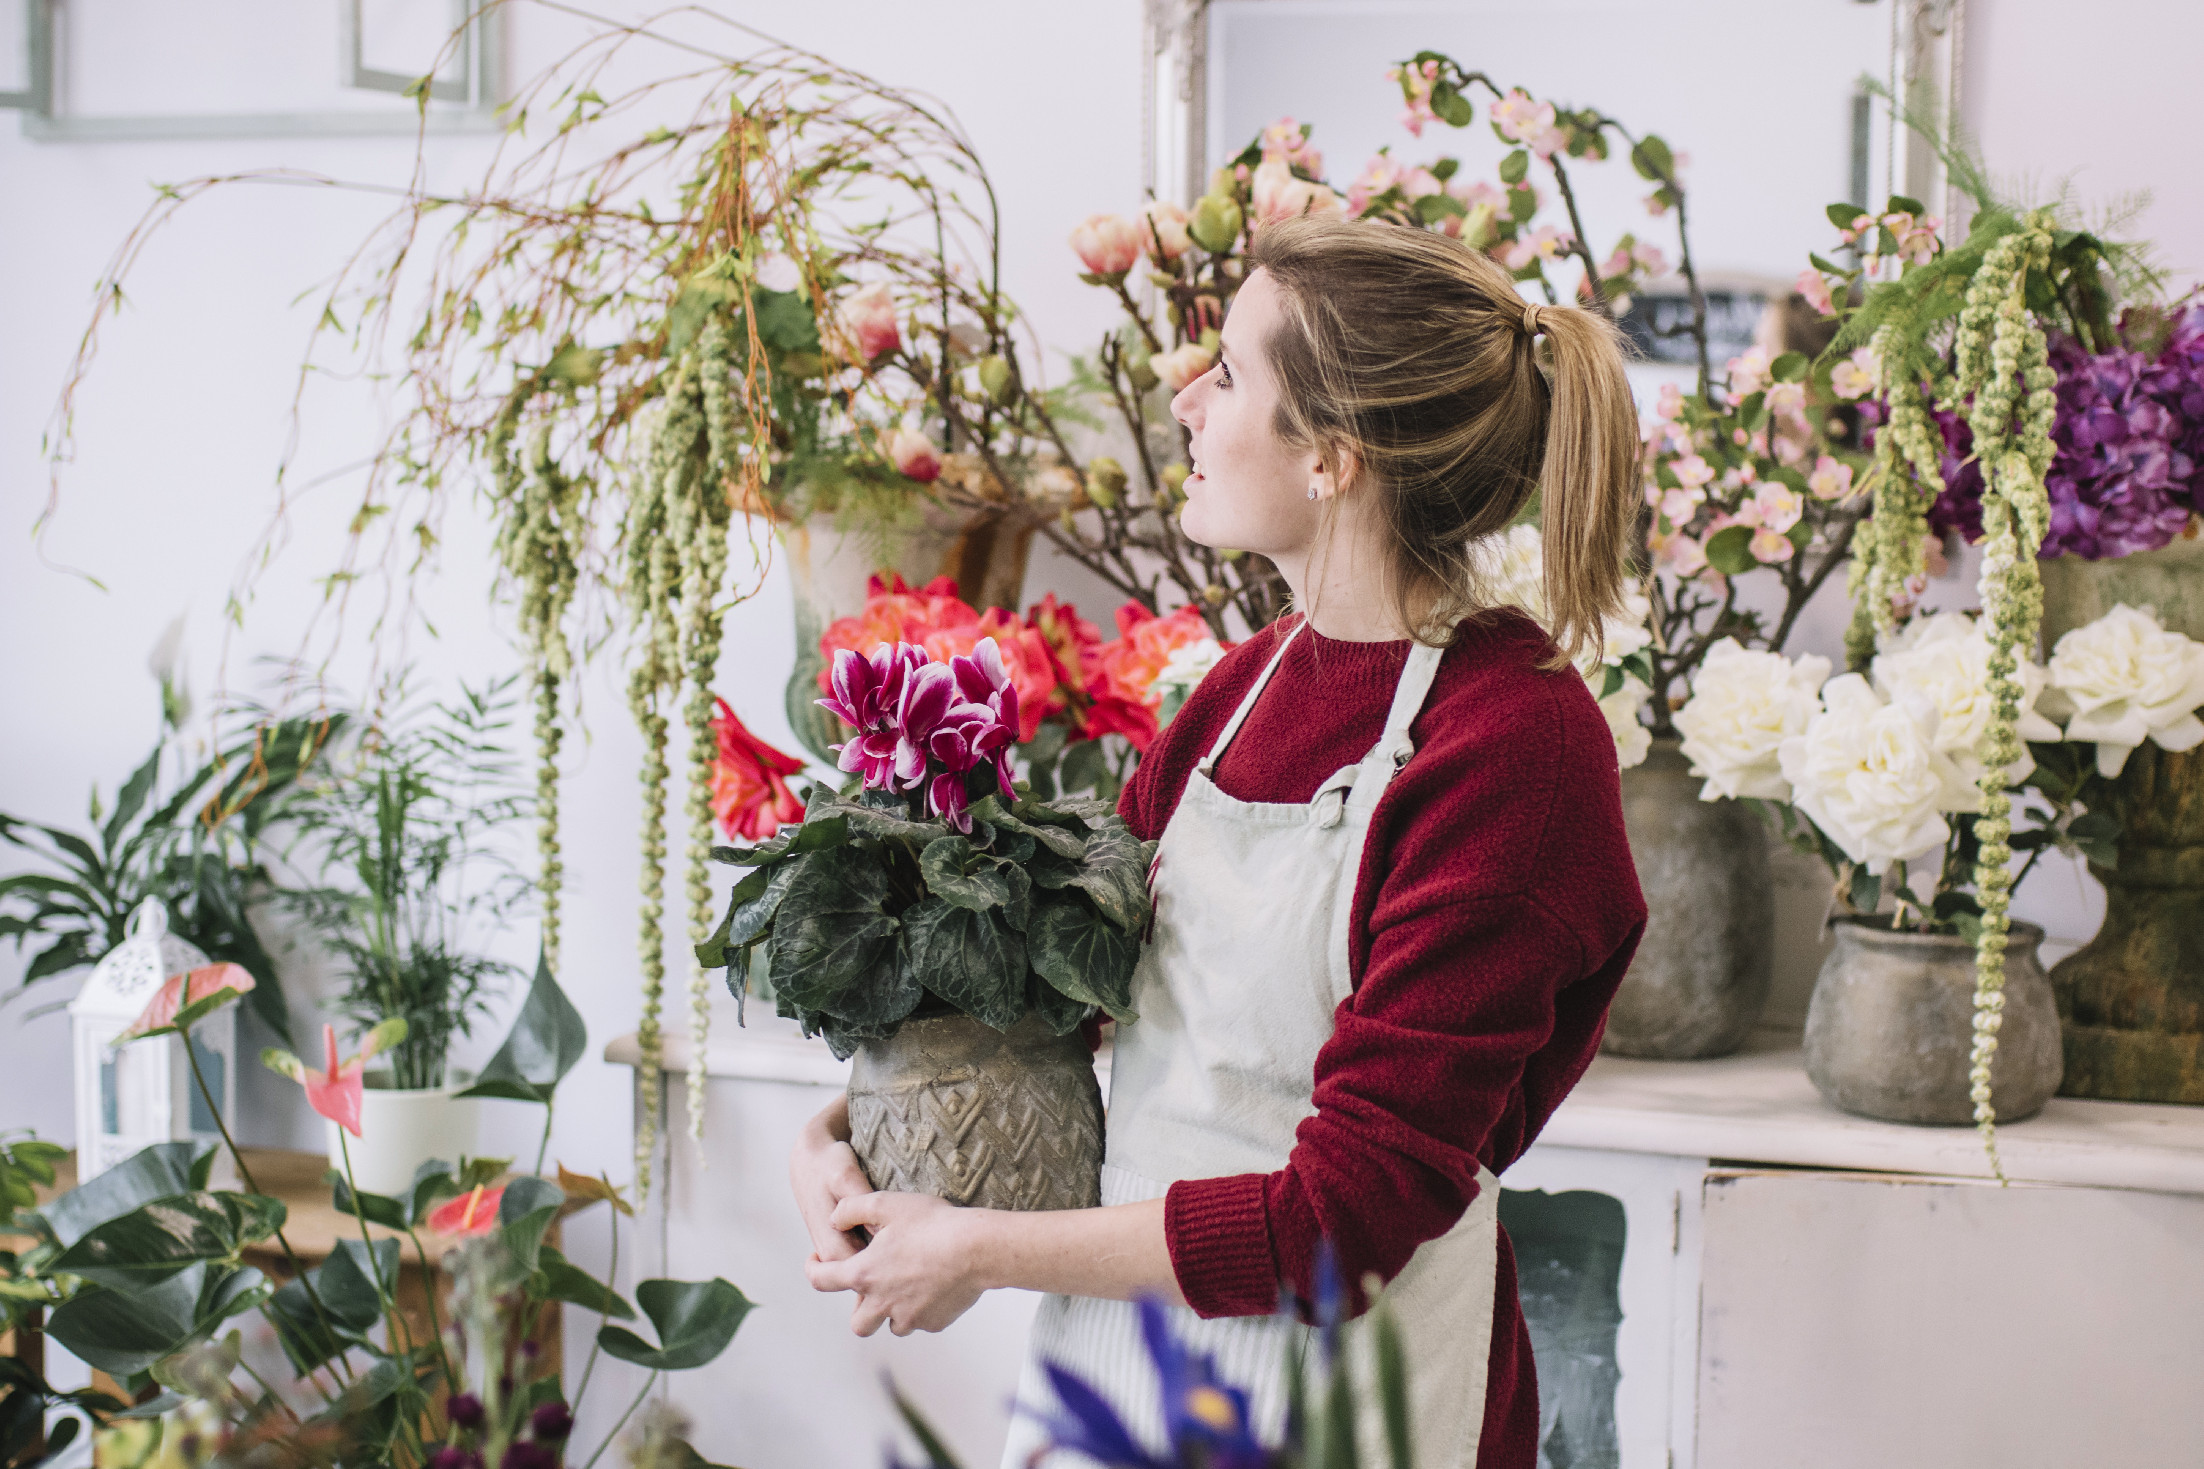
[326,1074,480,1196]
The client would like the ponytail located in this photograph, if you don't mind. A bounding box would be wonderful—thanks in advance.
[1249,217,1641,667]
[1525,302,1641,667]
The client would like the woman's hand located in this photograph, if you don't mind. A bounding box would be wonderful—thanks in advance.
[803,1192,992,1337]
[788,1094,872,1263]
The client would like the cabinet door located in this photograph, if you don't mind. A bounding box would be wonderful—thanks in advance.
[1695,1169,2204,1468]
[1505,1146,1709,1469]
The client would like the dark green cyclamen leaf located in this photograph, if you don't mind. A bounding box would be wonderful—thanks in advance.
[1027,848,1082,890]
[54,1191,288,1288]
[1027,971,1090,1038]
[1027,898,1140,1023]
[770,912,901,1016]
[710,812,849,867]
[1069,823,1151,933]
[901,899,1027,1032]
[719,861,801,954]
[920,836,1013,912]
[325,1170,407,1230]
[1001,863,1033,934]
[459,946,590,1105]
[815,797,943,846]
[815,1012,894,1062]
[533,1243,636,1320]
[597,1278,756,1372]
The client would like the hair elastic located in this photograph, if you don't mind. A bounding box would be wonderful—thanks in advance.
[1520,300,1546,337]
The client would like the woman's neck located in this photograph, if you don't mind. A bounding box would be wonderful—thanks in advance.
[1269,495,1413,642]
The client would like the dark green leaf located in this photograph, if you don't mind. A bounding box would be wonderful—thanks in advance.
[901,900,1026,1031]
[55,1191,287,1288]
[1631,135,1675,182]
[532,1244,634,1320]
[1770,351,1810,384]
[889,1379,963,1469]
[986,806,1087,860]
[814,798,942,846]
[698,861,799,970]
[458,947,588,1106]
[37,1142,197,1249]
[711,813,849,866]
[1027,970,1090,1037]
[1827,201,1864,231]
[596,1278,755,1371]
[920,836,1012,912]
[1027,898,1140,1023]
[23,934,95,984]
[499,1175,567,1270]
[101,752,163,854]
[325,1171,407,1230]
[1703,524,1758,576]
[767,848,899,1011]
[1068,823,1150,933]
[45,1270,200,1376]
[407,1159,462,1227]
[1498,149,1529,185]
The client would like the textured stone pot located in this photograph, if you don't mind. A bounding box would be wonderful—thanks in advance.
[1804,920,2063,1126]
[779,506,1041,766]
[846,1012,1102,1211]
[2040,537,2204,1103]
[1602,740,1774,1058]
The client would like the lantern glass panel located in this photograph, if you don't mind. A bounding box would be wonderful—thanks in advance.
[105,1043,162,1136]
[186,1034,226,1133]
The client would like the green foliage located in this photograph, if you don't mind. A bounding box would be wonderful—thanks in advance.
[278,677,529,1088]
[458,947,589,1106]
[701,784,1153,1058]
[596,1278,755,1371]
[0,712,344,1042]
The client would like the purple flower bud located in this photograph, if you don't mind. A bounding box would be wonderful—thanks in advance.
[530,1401,575,1441]
[501,1443,559,1469]
[446,1394,486,1429]
[429,1449,484,1469]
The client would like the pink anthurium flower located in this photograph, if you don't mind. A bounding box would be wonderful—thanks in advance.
[262,1019,407,1138]
[120,963,255,1041]
[426,1183,508,1237]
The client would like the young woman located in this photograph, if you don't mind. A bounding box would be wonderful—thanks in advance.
[793,215,1648,1469]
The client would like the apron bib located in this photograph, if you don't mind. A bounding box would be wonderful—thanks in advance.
[1001,623,1500,1469]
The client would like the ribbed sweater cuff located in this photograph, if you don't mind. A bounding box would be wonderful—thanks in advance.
[1164,1174,1279,1319]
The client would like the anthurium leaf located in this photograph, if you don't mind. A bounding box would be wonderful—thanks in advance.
[596,1278,755,1371]
[556,1164,635,1217]
[920,836,1012,912]
[1068,823,1151,933]
[499,1175,566,1271]
[45,1269,201,1376]
[322,1170,406,1230]
[53,1191,287,1288]
[458,947,588,1105]
[318,1238,401,1326]
[533,1244,634,1320]
[900,899,1026,1031]
[1028,898,1140,1023]
[407,1160,462,1227]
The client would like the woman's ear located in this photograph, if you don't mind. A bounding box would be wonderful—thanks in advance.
[1308,443,1361,502]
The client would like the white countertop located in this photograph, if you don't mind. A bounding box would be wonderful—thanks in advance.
[607,1023,2204,1197]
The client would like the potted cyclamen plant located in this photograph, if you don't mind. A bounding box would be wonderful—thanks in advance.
[699,637,1155,1211]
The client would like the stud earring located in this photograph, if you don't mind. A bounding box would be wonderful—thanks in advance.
[1307,487,1318,501]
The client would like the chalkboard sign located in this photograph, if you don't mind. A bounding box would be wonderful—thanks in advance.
[1617,288,1770,368]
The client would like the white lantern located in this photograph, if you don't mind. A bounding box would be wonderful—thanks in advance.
[67,898,239,1182]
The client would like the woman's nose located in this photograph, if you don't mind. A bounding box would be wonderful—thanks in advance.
[1171,377,1203,430]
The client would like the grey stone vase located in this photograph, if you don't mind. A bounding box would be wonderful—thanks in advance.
[847,1011,1103,1210]
[1804,919,2064,1126]
[1603,741,1774,1058]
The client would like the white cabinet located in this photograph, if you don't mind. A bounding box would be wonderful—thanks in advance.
[607,1025,2204,1469]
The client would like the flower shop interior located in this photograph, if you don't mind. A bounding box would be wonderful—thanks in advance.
[4,1,2203,1467]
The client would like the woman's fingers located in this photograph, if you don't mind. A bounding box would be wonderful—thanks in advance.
[849,1293,892,1337]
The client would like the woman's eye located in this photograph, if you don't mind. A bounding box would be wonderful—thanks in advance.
[1216,363,1232,389]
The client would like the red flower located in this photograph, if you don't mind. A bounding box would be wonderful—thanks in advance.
[815,574,1061,745]
[711,699,807,842]
[1098,602,1215,707]
[1026,594,1106,709]
[426,1183,507,1236]
[1082,693,1160,752]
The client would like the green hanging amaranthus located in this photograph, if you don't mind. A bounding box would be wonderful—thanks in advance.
[1952,213,2059,1173]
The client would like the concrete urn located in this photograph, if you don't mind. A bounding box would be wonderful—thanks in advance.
[847,1012,1103,1211]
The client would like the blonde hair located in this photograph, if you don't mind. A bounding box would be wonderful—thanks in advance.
[1247,215,1640,666]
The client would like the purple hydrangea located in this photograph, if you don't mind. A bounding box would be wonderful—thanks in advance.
[1887,304,2204,560]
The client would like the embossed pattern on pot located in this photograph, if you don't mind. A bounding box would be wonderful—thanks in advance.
[847,1012,1103,1211]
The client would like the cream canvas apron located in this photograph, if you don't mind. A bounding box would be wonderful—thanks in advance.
[1001,622,1501,1469]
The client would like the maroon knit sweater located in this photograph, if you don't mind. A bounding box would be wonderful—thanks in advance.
[1116,609,1646,1468]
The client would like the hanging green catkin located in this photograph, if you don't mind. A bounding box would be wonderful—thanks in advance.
[623,396,686,1201]
[1959,214,2057,1180]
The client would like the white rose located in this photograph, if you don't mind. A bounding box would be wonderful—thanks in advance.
[1591,671,1654,770]
[1150,637,1227,695]
[1776,674,1973,873]
[1872,611,2060,800]
[1476,523,1653,674]
[2042,603,2204,777]
[1672,638,1830,800]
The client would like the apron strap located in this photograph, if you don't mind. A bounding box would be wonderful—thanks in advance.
[1375,642,1446,771]
[1198,616,1307,776]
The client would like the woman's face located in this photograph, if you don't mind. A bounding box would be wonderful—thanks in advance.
[1170,268,1331,557]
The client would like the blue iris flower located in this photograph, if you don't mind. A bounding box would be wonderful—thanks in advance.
[1021,1296,1273,1468]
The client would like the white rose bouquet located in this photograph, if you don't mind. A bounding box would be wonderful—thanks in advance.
[1672,612,2084,933]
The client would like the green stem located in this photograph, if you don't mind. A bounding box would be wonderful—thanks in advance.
[533,1101,555,1178]
[179,1022,352,1385]
[570,1201,617,1409]
[581,1372,659,1469]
